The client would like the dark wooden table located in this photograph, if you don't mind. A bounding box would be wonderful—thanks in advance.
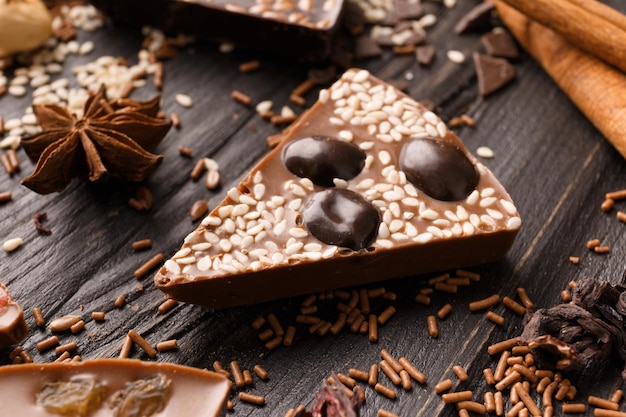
[1,1,625,416]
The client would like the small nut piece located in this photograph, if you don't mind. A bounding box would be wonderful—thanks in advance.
[0,0,53,56]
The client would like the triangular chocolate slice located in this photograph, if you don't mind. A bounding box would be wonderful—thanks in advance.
[155,69,521,309]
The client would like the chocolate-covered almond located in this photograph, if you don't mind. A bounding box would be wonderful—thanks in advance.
[303,189,380,250]
[282,136,366,187]
[399,137,479,201]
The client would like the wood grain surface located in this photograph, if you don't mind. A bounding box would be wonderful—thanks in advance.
[1,1,625,416]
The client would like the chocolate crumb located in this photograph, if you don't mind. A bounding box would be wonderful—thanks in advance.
[354,35,383,60]
[33,212,52,235]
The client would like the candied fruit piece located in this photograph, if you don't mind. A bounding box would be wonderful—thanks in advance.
[36,378,106,416]
[109,374,171,417]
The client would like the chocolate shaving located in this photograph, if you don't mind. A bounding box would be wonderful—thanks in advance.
[33,212,52,235]
[521,276,626,381]
[295,376,362,417]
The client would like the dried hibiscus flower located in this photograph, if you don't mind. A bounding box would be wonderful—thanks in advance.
[521,276,626,381]
[21,87,172,194]
[295,376,362,417]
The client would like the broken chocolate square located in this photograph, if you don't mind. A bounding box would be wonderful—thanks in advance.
[473,52,516,96]
[481,29,520,59]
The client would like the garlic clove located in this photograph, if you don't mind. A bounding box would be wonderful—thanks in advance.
[0,0,53,57]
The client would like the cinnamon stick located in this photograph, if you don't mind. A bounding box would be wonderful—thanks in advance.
[499,0,626,74]
[493,0,626,159]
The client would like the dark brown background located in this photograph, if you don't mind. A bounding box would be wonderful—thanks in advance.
[1,1,625,416]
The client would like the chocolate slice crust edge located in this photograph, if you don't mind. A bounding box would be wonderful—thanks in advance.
[154,68,521,309]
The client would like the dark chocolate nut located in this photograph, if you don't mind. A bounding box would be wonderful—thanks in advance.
[282,136,366,187]
[303,188,380,251]
[399,137,478,201]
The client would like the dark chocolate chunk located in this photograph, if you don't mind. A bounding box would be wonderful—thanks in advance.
[399,137,479,201]
[395,0,425,21]
[416,45,436,66]
[473,52,516,96]
[481,29,520,59]
[354,35,383,60]
[342,1,367,36]
[303,189,380,251]
[454,1,495,34]
[282,136,366,187]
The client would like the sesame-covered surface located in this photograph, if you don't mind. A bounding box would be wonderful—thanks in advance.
[155,69,521,308]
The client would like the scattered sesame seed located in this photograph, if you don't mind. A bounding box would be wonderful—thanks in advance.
[447,50,466,64]
[476,146,494,158]
[3,237,23,252]
[175,93,193,108]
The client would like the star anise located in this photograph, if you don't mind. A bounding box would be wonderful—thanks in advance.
[21,87,172,194]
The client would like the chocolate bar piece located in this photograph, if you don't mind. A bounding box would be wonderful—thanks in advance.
[0,359,231,416]
[88,0,343,61]
[0,281,28,348]
[155,68,521,309]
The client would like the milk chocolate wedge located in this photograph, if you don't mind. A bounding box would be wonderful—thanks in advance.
[155,69,521,309]
[0,281,28,348]
[0,359,231,416]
